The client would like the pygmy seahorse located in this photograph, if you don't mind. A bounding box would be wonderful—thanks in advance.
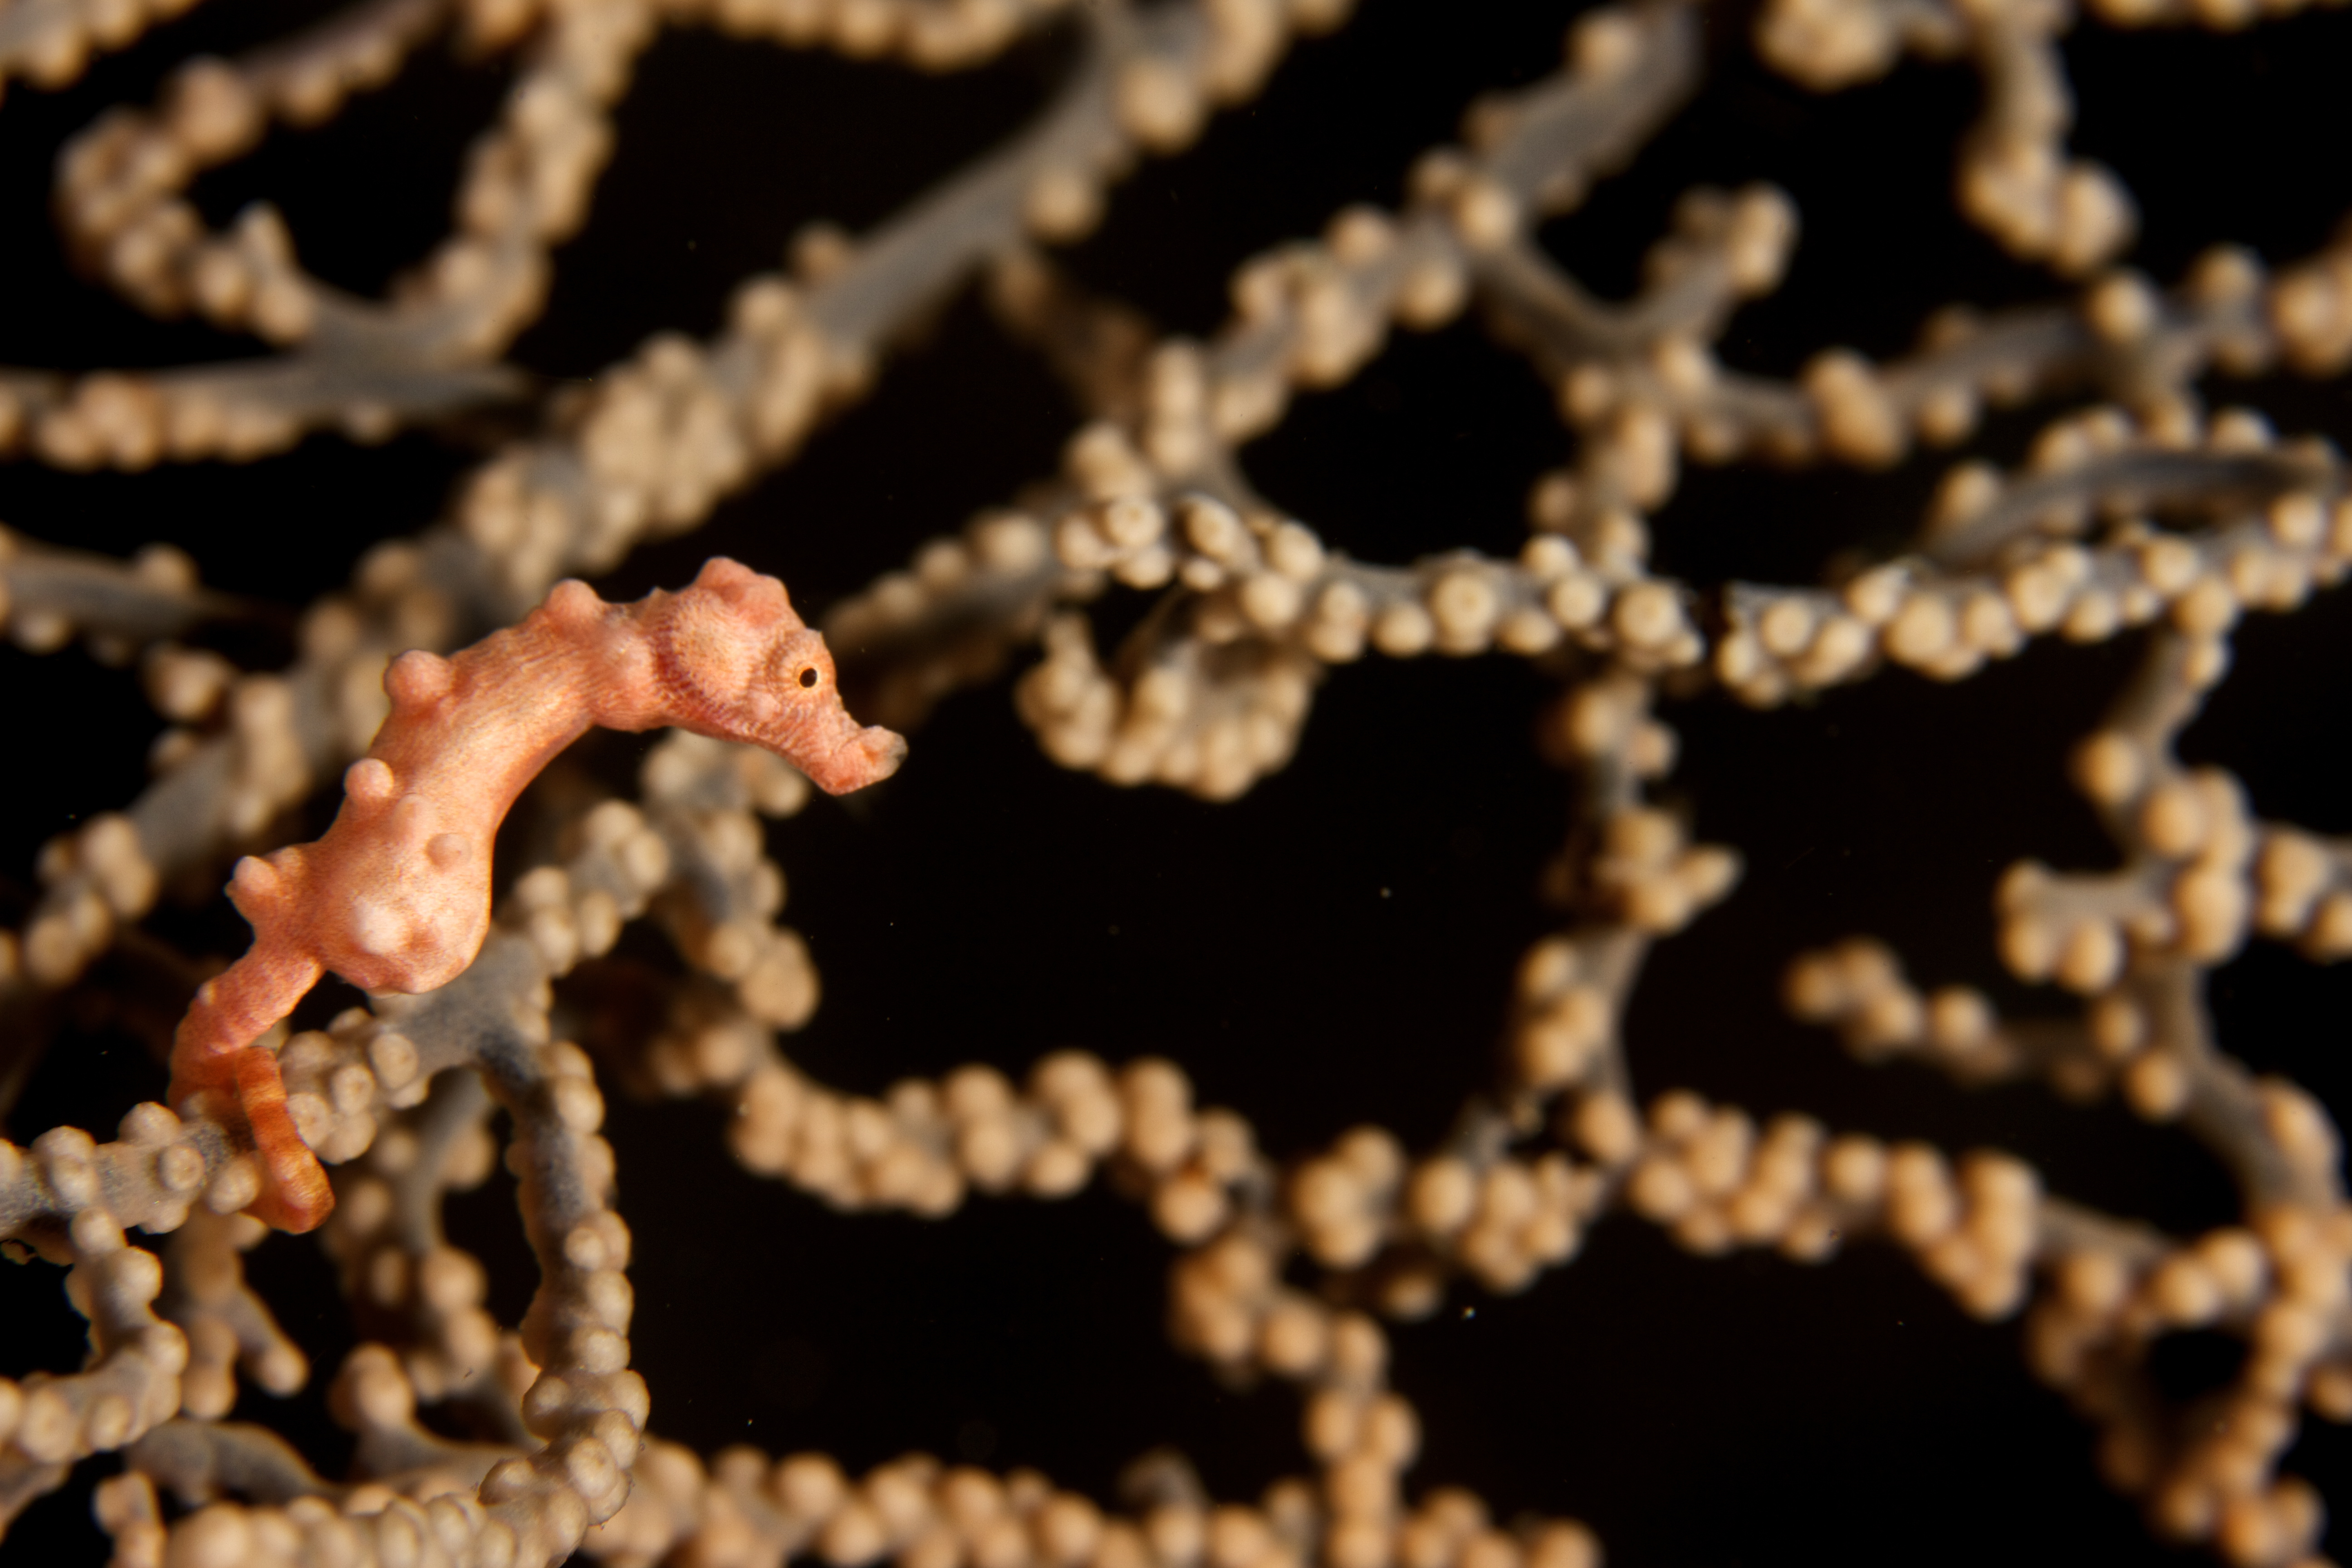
[169,557,906,1232]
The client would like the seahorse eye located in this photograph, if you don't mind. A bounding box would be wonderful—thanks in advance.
[799,667,819,689]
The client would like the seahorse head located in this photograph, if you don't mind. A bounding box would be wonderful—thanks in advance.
[653,557,908,794]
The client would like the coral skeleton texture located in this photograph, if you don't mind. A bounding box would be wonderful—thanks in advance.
[0,0,2345,1565]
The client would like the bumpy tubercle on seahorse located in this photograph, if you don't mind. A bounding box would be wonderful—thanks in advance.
[169,557,907,1233]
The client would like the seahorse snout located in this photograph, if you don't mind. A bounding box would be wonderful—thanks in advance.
[803,721,907,794]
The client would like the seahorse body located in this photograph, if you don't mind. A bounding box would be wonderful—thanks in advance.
[170,558,906,1231]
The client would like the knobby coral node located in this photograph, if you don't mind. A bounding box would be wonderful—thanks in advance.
[165,558,906,1233]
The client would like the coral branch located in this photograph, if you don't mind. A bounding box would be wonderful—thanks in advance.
[0,527,237,658]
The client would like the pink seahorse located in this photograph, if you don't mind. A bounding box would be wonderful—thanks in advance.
[170,558,906,1232]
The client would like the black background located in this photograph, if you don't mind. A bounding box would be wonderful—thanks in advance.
[0,0,2349,1563]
